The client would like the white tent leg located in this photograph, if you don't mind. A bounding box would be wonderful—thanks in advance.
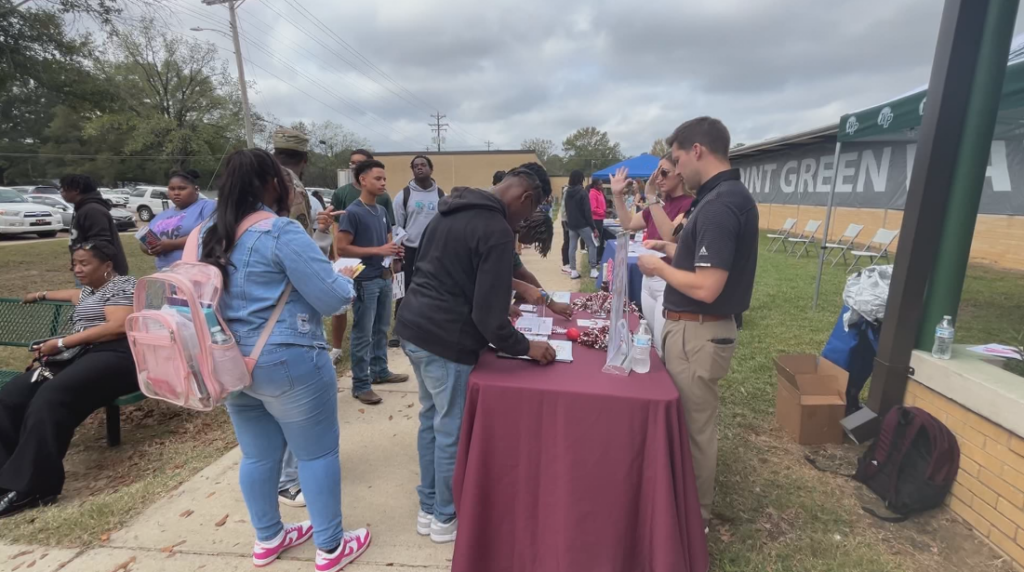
[813,142,843,310]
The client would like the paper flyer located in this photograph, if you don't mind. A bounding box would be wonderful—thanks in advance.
[515,316,553,336]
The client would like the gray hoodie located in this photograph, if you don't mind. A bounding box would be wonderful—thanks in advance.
[394,179,444,248]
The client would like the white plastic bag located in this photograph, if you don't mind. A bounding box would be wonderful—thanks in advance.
[842,265,893,329]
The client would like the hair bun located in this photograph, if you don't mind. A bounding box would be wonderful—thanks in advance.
[186,169,201,180]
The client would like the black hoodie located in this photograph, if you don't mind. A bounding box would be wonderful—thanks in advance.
[563,184,595,232]
[395,187,530,365]
[70,193,130,276]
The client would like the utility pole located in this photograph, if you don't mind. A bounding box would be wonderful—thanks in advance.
[429,112,448,152]
[485,140,494,151]
[202,0,254,148]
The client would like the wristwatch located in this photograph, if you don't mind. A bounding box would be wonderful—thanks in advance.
[57,338,66,352]
[540,289,553,306]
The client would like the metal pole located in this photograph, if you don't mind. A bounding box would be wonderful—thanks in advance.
[841,0,990,443]
[916,0,1019,348]
[228,1,255,148]
[813,141,842,310]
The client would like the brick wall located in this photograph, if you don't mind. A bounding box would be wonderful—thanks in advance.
[905,379,1024,567]
[758,205,1024,270]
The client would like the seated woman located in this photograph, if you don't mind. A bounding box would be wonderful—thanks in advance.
[0,242,138,518]
[141,169,216,270]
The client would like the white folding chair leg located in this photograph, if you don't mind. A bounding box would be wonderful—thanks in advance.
[768,235,787,253]
[795,238,814,260]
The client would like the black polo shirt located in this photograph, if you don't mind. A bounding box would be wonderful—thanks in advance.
[663,168,759,316]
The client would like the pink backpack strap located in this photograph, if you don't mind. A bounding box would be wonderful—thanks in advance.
[182,211,276,263]
[246,283,293,370]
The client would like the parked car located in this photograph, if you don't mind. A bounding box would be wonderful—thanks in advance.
[9,186,33,194]
[0,188,63,238]
[27,185,60,196]
[98,187,130,208]
[109,188,131,196]
[110,207,137,231]
[25,194,73,228]
[128,186,170,222]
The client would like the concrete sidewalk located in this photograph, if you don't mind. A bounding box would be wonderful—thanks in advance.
[1,233,577,571]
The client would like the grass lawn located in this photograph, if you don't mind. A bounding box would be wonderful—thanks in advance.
[571,233,1020,572]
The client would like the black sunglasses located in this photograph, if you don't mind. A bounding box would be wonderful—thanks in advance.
[658,168,671,178]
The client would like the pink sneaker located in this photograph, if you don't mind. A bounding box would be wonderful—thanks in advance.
[315,528,372,572]
[253,521,314,567]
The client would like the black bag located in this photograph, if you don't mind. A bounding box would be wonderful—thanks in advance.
[401,185,444,213]
[853,406,960,522]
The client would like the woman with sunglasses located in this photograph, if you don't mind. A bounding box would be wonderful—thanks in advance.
[608,156,693,358]
[196,148,369,572]
[0,241,138,518]
[142,169,216,270]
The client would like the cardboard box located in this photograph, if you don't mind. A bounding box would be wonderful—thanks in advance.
[774,355,849,445]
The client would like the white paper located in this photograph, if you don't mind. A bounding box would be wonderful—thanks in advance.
[519,304,538,312]
[382,227,408,267]
[577,319,610,328]
[967,344,1023,360]
[628,244,663,257]
[392,271,405,301]
[515,316,553,336]
[333,257,363,273]
[551,291,571,304]
[497,339,573,363]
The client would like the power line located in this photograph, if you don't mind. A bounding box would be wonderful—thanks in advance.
[0,152,227,159]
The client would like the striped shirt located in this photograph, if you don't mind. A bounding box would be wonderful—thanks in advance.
[73,276,137,332]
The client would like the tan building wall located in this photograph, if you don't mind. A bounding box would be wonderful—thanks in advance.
[375,150,540,197]
[758,205,1024,270]
[905,380,1024,568]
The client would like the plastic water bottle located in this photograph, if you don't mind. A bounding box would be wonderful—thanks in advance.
[632,320,653,373]
[932,315,955,360]
[204,309,231,345]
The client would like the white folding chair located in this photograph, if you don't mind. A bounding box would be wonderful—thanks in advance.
[786,220,822,259]
[848,229,900,272]
[765,218,797,253]
[824,223,865,268]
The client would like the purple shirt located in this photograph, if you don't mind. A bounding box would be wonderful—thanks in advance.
[642,193,693,241]
[150,198,217,269]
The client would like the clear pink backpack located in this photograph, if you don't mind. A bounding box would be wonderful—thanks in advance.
[126,212,292,411]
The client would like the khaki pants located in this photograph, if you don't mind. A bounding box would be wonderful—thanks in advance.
[662,318,738,522]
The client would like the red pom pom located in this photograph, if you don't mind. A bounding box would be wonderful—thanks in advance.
[566,328,580,341]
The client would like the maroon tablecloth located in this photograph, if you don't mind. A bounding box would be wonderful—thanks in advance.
[452,297,709,572]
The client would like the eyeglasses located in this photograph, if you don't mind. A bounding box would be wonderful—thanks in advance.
[659,168,671,178]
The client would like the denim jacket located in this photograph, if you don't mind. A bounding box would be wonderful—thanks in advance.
[199,212,354,350]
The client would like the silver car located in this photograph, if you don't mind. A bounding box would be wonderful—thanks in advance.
[25,194,73,228]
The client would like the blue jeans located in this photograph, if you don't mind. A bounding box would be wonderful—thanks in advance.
[225,343,343,550]
[402,340,472,523]
[279,449,299,491]
[351,277,393,395]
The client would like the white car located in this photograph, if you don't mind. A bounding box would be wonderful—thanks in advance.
[25,194,73,228]
[0,188,64,237]
[99,188,130,208]
[128,186,171,222]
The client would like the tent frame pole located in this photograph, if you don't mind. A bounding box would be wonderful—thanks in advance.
[812,142,842,310]
[842,0,989,443]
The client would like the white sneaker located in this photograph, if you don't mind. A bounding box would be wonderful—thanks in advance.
[330,348,344,366]
[570,271,581,280]
[561,265,571,274]
[278,485,305,507]
[315,529,372,572]
[429,516,457,544]
[416,510,432,536]
[589,269,599,279]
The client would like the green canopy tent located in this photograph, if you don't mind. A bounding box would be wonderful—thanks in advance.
[812,37,1024,308]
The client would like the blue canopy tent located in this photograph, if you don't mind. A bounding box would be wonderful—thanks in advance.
[589,153,661,180]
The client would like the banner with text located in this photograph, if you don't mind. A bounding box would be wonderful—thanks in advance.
[733,140,1024,215]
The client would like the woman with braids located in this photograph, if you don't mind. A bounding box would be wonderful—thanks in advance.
[0,242,138,518]
[193,148,370,571]
[142,169,216,270]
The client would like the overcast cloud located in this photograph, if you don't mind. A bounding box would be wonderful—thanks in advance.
[163,0,1024,155]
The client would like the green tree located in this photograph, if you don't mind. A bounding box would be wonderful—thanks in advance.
[561,127,624,174]
[650,138,669,157]
[521,137,555,163]
[289,120,369,188]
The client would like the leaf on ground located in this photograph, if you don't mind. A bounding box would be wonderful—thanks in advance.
[99,533,110,543]
[406,403,414,408]
[358,408,365,414]
[11,550,34,559]
[110,556,135,572]
[25,561,36,569]
[206,492,216,499]
[12,563,24,571]
[160,540,186,553]
[178,509,193,518]
[214,514,229,527]
[719,526,734,543]
[388,415,393,421]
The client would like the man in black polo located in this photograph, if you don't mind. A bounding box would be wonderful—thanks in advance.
[637,116,758,527]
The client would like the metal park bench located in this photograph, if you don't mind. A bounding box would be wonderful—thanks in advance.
[0,298,146,446]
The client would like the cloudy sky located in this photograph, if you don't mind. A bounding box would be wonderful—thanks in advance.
[159,0,1024,155]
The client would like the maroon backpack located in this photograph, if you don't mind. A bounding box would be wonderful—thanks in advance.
[854,406,960,521]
